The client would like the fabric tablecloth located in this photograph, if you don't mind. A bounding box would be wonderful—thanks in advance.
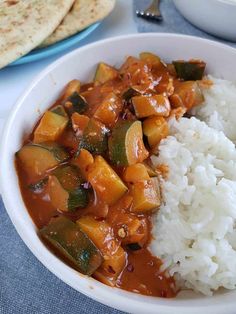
[1,1,236,314]
[134,0,236,48]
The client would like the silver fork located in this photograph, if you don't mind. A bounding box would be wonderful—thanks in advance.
[136,0,163,22]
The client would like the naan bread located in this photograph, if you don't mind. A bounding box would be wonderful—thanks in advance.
[41,0,115,47]
[0,0,75,69]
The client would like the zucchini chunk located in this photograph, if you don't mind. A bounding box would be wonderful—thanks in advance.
[16,142,69,177]
[71,113,89,134]
[143,116,169,148]
[139,52,162,67]
[51,105,68,117]
[122,87,141,101]
[79,118,108,155]
[94,62,118,85]
[77,216,126,285]
[173,60,206,81]
[109,120,149,166]
[131,178,161,213]
[87,156,128,205]
[170,81,204,110]
[28,177,48,193]
[132,95,170,118]
[94,93,123,127]
[48,165,88,212]
[40,216,103,276]
[65,92,88,115]
[33,111,68,143]
[123,163,150,183]
[61,79,81,101]
[73,149,94,180]
[142,161,158,177]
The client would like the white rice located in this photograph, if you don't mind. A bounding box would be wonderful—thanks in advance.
[192,76,236,143]
[150,117,236,296]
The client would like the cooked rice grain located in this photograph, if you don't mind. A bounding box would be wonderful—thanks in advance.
[151,117,236,295]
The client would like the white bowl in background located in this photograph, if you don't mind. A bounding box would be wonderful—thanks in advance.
[173,0,236,42]
[1,33,236,314]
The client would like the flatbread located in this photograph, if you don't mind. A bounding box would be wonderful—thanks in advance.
[0,0,75,69]
[41,0,115,47]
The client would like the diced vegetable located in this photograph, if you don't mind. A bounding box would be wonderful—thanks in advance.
[173,60,206,81]
[109,211,146,245]
[73,149,94,180]
[123,163,150,183]
[77,216,116,254]
[48,165,88,212]
[139,52,162,67]
[94,93,123,127]
[143,116,169,148]
[28,177,48,193]
[71,112,89,134]
[170,81,204,109]
[87,156,128,205]
[40,216,102,275]
[95,246,126,286]
[65,93,88,115]
[131,179,161,213]
[61,79,81,101]
[77,216,126,285]
[78,118,108,155]
[94,63,118,84]
[16,142,69,177]
[122,87,141,101]
[51,105,68,117]
[119,56,151,86]
[127,243,142,251]
[33,111,68,143]
[132,95,170,118]
[109,120,149,166]
[53,165,83,190]
[142,161,157,177]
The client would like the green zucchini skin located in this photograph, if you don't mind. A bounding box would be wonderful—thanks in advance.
[109,121,134,166]
[16,142,69,177]
[108,120,148,167]
[122,87,141,101]
[68,188,88,211]
[78,118,109,155]
[34,142,69,162]
[52,165,89,211]
[28,177,48,193]
[66,92,88,114]
[51,105,68,117]
[94,62,118,84]
[173,60,206,81]
[40,216,103,275]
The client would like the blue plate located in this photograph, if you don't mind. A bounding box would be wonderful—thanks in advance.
[10,22,100,66]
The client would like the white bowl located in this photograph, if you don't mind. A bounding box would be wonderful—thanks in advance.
[1,33,236,314]
[173,0,236,42]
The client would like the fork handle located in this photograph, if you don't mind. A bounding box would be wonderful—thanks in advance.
[148,0,161,15]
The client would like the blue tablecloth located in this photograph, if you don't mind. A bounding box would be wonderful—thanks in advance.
[0,198,123,314]
[134,0,236,48]
[1,1,236,314]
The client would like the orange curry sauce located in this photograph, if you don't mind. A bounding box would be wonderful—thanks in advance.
[16,54,206,297]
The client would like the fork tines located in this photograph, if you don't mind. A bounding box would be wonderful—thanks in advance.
[136,10,163,21]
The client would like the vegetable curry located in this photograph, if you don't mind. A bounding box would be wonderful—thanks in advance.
[16,52,206,297]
